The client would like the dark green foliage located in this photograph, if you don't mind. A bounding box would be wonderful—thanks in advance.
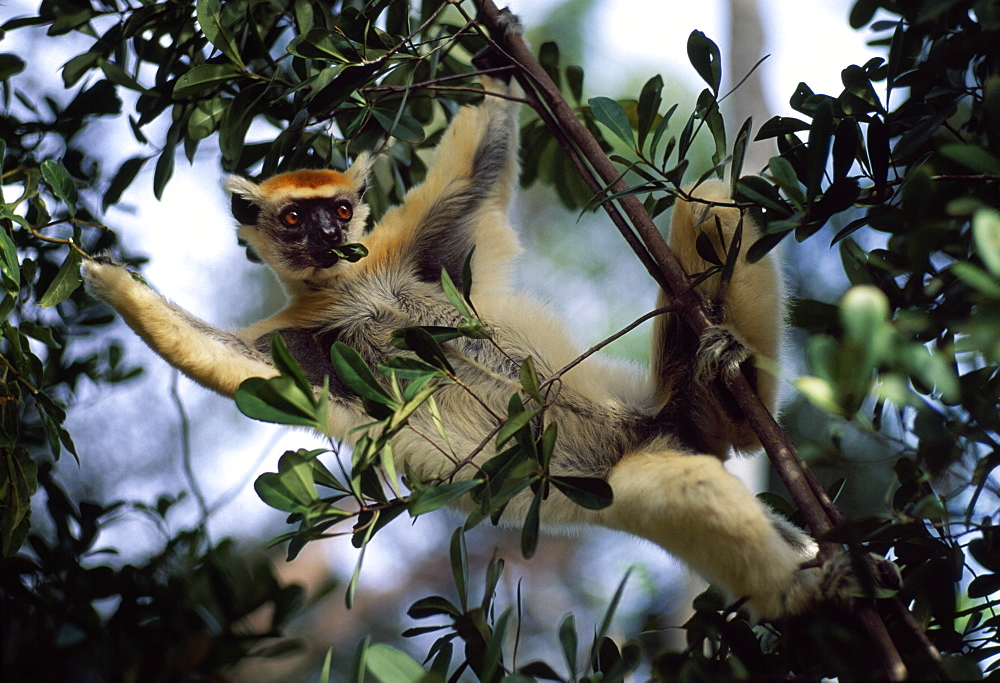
[1,467,306,681]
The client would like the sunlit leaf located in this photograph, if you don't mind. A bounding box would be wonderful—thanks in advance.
[408,479,483,517]
[330,341,395,406]
[39,251,82,307]
[40,161,78,215]
[589,96,635,148]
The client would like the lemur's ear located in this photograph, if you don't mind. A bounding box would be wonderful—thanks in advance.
[222,176,261,225]
[230,194,260,225]
[345,151,374,196]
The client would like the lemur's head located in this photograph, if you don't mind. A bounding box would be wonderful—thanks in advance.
[223,153,374,285]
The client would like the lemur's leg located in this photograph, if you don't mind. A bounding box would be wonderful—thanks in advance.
[372,75,522,294]
[597,448,819,619]
[83,258,278,396]
[653,180,785,453]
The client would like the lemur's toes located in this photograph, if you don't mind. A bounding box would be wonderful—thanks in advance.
[696,325,751,387]
[472,8,521,82]
[472,46,513,81]
[819,552,902,603]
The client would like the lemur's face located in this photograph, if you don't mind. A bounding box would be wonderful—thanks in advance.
[225,163,372,284]
[267,194,357,270]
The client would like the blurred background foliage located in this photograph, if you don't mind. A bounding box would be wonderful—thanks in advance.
[1,0,999,680]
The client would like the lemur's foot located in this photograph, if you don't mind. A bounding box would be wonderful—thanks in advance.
[472,8,521,81]
[695,324,752,387]
[760,548,901,619]
[818,551,902,603]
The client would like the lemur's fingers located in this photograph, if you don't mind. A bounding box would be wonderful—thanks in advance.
[83,256,151,307]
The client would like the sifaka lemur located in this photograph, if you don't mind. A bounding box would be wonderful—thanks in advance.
[84,38,865,619]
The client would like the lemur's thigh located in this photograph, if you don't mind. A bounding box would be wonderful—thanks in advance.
[596,450,818,619]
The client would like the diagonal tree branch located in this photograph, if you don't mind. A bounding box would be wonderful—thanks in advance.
[467,2,931,680]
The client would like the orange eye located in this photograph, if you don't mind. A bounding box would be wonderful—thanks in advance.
[282,210,300,226]
[336,204,352,220]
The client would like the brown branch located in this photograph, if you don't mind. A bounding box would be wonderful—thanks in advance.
[470,2,920,679]
[471,0,834,534]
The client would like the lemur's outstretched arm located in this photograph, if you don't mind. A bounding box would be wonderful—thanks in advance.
[82,257,278,396]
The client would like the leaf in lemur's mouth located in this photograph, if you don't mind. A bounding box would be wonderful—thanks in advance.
[330,243,369,262]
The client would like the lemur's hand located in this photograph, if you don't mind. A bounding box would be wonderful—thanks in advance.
[82,256,151,308]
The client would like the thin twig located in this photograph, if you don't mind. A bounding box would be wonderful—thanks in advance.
[542,305,677,387]
[169,371,210,527]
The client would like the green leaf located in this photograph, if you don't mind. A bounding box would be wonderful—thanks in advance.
[172,64,241,99]
[40,161,78,215]
[379,356,446,380]
[0,53,26,81]
[840,285,889,347]
[730,117,752,192]
[558,613,578,678]
[269,333,313,396]
[348,636,370,683]
[550,476,613,510]
[594,569,632,650]
[187,97,226,140]
[0,224,20,291]
[521,488,543,559]
[153,141,176,201]
[450,528,469,611]
[952,262,1000,297]
[253,477,302,513]
[767,156,805,209]
[286,28,346,61]
[482,607,514,681]
[1,446,38,555]
[330,242,369,262]
[391,326,462,349]
[62,51,100,88]
[408,595,461,620]
[39,251,82,307]
[519,356,542,404]
[967,573,1000,599]
[973,208,1000,277]
[196,0,243,66]
[390,327,454,374]
[687,30,721,95]
[365,644,427,682]
[99,58,145,92]
[440,265,473,319]
[806,100,834,203]
[940,143,1000,175]
[588,97,635,148]
[496,407,541,448]
[102,156,147,212]
[330,342,395,406]
[370,108,425,144]
[565,65,584,104]
[318,647,333,683]
[234,376,321,428]
[637,75,663,149]
[408,479,483,517]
